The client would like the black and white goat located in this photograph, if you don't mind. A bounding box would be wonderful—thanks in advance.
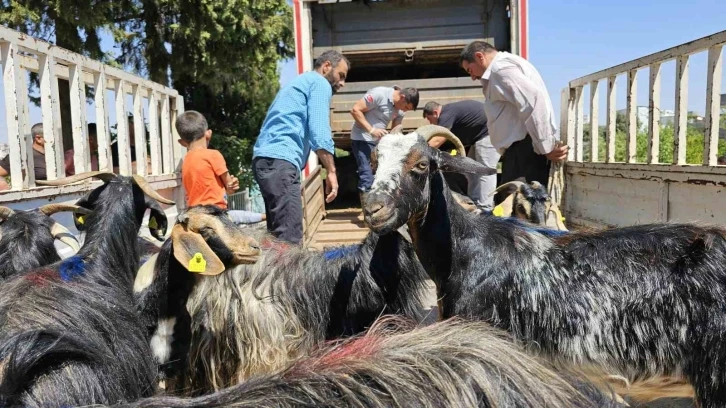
[114,317,625,408]
[134,205,428,395]
[363,125,726,407]
[0,171,176,407]
[0,204,88,281]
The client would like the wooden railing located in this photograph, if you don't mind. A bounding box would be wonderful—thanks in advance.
[301,165,325,246]
[0,26,185,202]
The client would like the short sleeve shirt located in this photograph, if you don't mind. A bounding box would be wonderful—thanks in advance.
[351,86,406,143]
[181,149,229,209]
[0,148,47,180]
[437,100,489,148]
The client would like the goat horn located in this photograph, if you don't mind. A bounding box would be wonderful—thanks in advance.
[0,206,15,220]
[132,175,176,205]
[35,171,117,186]
[50,222,81,253]
[390,124,404,134]
[414,125,467,157]
[38,204,92,216]
[488,181,526,197]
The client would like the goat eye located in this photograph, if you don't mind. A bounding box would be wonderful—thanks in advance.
[199,226,215,235]
[416,161,428,170]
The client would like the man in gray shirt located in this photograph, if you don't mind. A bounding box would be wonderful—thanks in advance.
[349,86,419,205]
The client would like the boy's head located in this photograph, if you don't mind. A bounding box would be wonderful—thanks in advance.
[176,110,211,147]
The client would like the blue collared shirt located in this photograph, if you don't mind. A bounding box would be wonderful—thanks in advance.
[253,71,335,171]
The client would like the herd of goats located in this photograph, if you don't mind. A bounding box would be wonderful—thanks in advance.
[0,124,723,407]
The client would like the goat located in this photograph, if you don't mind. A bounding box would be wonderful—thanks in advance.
[491,179,568,230]
[363,125,723,407]
[0,171,188,407]
[112,316,625,408]
[0,204,88,281]
[133,205,428,395]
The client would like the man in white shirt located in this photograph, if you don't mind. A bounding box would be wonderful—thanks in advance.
[459,41,568,204]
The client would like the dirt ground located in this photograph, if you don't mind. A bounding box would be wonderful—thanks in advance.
[416,280,695,408]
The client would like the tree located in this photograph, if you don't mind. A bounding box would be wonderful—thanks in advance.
[1,0,133,148]
[155,0,293,188]
[1,0,293,189]
[583,123,726,164]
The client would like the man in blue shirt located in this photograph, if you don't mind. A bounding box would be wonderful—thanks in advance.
[252,50,350,244]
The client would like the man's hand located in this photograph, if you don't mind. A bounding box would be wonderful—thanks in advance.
[545,143,569,162]
[227,175,240,193]
[369,128,388,139]
[325,171,339,203]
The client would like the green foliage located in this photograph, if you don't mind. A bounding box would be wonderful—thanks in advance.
[583,119,726,165]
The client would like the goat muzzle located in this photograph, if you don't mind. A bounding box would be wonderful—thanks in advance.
[363,195,397,233]
[232,237,261,265]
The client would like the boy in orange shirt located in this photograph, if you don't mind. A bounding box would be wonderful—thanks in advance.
[176,110,265,224]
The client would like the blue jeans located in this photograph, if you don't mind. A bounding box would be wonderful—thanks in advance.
[351,140,377,192]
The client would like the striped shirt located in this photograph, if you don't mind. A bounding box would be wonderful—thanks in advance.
[253,71,335,171]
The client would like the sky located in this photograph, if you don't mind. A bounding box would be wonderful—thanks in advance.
[2,0,726,144]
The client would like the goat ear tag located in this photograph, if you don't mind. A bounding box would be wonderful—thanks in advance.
[171,224,226,276]
[492,205,505,217]
[450,149,457,156]
[188,253,207,273]
[148,217,158,230]
[76,215,85,225]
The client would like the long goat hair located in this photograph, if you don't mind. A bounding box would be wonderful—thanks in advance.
[0,204,85,281]
[363,125,721,406]
[135,205,428,396]
[112,317,625,408]
[0,172,173,407]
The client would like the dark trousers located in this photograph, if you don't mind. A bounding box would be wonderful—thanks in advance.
[252,157,303,245]
[351,140,377,192]
[495,135,551,205]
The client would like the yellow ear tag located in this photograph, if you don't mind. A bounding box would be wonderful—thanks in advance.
[76,215,85,225]
[450,149,458,156]
[148,217,158,229]
[188,252,207,273]
[492,205,505,217]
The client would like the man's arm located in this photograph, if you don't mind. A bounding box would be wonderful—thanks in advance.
[307,78,338,203]
[391,114,404,129]
[350,92,388,139]
[493,67,568,161]
[427,111,454,149]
